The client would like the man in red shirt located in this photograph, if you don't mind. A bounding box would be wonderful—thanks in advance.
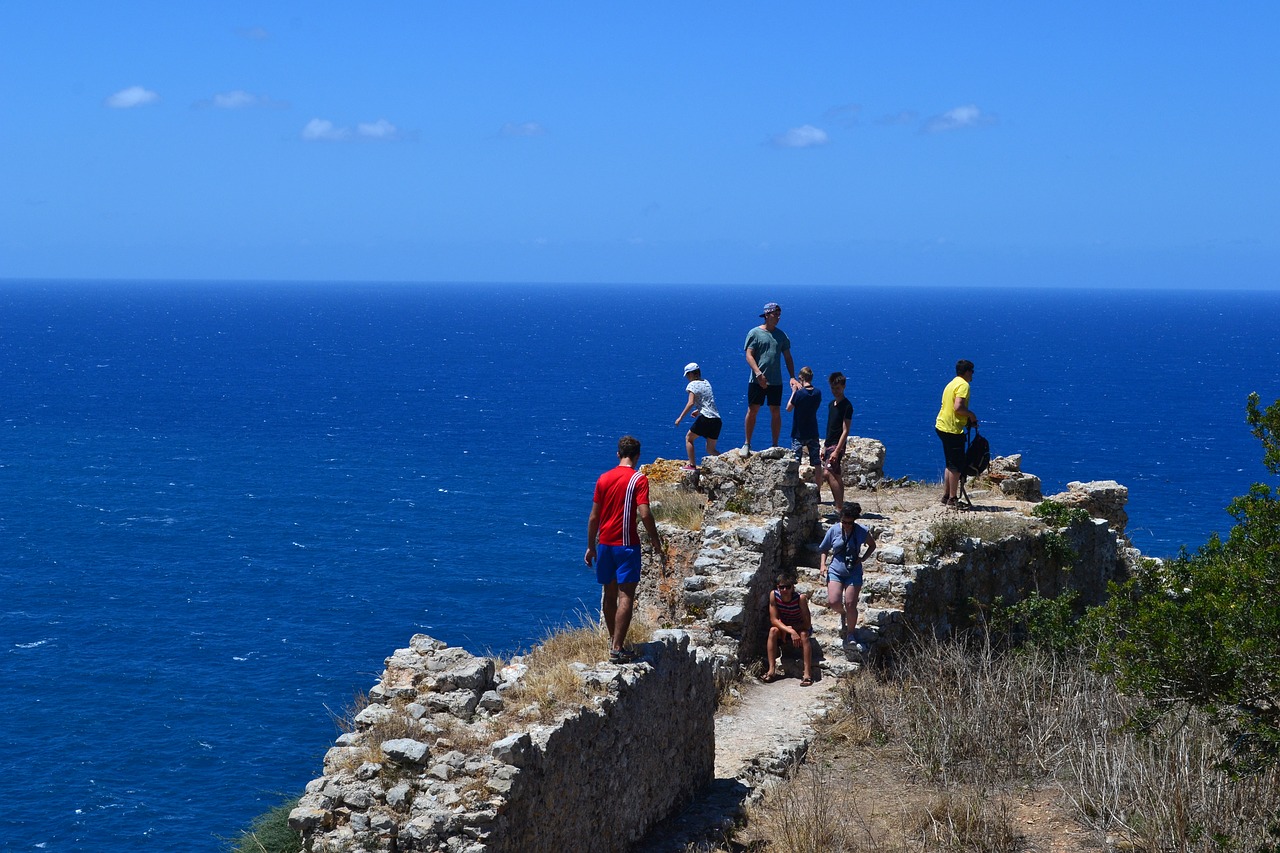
[584,435,667,663]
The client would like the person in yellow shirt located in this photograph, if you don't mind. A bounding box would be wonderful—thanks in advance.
[935,359,977,508]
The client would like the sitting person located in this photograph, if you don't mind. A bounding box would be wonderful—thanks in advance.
[763,571,815,686]
[818,502,877,647]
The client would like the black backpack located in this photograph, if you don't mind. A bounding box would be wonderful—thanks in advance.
[964,429,990,478]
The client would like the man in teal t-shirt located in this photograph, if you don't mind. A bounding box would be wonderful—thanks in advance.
[742,302,797,455]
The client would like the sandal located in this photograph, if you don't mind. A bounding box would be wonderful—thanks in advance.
[761,672,779,683]
[609,648,637,664]
[800,677,814,687]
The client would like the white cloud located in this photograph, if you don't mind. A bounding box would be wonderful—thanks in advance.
[105,86,158,109]
[301,118,405,142]
[923,104,997,134]
[500,121,547,137]
[357,119,398,140]
[301,119,351,142]
[772,124,829,149]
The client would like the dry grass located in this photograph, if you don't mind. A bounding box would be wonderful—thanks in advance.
[733,634,1280,853]
[650,480,707,530]
[496,614,658,730]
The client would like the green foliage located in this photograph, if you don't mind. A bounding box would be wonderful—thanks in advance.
[1096,396,1280,772]
[1247,391,1280,475]
[1041,530,1077,570]
[1031,499,1090,529]
[994,591,1085,655]
[228,797,302,853]
[724,486,755,515]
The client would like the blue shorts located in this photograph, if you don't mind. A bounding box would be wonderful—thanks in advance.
[595,544,642,585]
[827,560,864,588]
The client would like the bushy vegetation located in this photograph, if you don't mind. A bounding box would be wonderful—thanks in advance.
[733,397,1280,853]
[1096,392,1280,773]
[227,797,302,853]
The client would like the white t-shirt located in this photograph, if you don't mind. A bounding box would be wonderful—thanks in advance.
[685,379,720,420]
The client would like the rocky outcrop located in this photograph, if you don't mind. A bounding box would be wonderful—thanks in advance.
[290,436,1143,852]
[291,632,714,852]
[1048,480,1130,535]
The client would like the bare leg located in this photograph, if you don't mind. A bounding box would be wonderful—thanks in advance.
[685,430,697,466]
[943,468,960,501]
[764,627,780,678]
[844,585,862,641]
[610,582,638,652]
[827,579,846,633]
[743,404,760,449]
[601,584,619,641]
[825,467,844,508]
[705,437,717,457]
[800,631,813,682]
[769,404,782,446]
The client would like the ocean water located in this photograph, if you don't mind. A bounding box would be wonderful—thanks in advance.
[2,280,1277,850]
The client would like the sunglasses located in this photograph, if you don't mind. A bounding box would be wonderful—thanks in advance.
[777,583,795,590]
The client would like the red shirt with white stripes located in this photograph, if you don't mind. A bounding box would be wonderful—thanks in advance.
[592,465,650,547]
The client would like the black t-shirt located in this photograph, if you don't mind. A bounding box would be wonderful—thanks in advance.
[825,397,853,445]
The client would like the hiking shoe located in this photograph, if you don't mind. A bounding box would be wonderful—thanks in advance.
[738,445,751,458]
[609,648,637,664]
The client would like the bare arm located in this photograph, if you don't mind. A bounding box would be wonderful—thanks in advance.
[675,390,697,424]
[745,347,767,387]
[860,529,877,562]
[786,387,798,411]
[637,504,668,568]
[833,414,851,453]
[784,350,798,389]
[584,502,601,566]
[953,394,977,425]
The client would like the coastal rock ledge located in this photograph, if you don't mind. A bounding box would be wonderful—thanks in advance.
[291,437,1142,852]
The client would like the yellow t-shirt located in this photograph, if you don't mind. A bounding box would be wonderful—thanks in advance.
[935,376,971,434]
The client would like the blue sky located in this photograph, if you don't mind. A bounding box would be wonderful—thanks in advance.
[3,2,1277,288]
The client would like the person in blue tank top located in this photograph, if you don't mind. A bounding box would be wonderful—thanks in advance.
[763,571,815,686]
[818,502,877,647]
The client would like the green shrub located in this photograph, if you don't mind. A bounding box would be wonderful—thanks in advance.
[1096,394,1280,772]
[228,797,302,853]
[994,590,1084,655]
[1031,499,1090,529]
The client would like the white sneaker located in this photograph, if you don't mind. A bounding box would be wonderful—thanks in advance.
[738,445,751,458]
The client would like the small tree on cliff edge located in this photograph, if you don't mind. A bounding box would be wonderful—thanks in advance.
[1099,393,1280,771]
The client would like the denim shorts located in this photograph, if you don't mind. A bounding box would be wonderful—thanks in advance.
[827,559,864,588]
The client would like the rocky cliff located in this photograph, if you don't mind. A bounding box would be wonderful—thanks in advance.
[289,438,1142,852]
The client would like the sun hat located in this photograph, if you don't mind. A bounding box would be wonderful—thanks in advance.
[683,362,699,374]
[760,302,781,317]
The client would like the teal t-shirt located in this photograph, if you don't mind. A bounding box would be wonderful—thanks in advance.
[744,326,792,385]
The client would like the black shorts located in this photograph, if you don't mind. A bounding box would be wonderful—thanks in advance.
[691,415,723,439]
[747,382,784,407]
[937,428,966,473]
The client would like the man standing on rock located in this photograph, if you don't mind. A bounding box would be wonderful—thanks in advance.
[585,435,667,664]
[742,302,798,456]
[935,359,978,508]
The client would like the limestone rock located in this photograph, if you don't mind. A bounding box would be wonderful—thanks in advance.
[1049,480,1129,532]
[382,738,430,765]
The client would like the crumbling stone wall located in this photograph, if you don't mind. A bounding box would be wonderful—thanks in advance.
[290,631,713,853]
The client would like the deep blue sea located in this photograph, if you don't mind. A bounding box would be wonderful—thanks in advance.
[2,281,1277,850]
